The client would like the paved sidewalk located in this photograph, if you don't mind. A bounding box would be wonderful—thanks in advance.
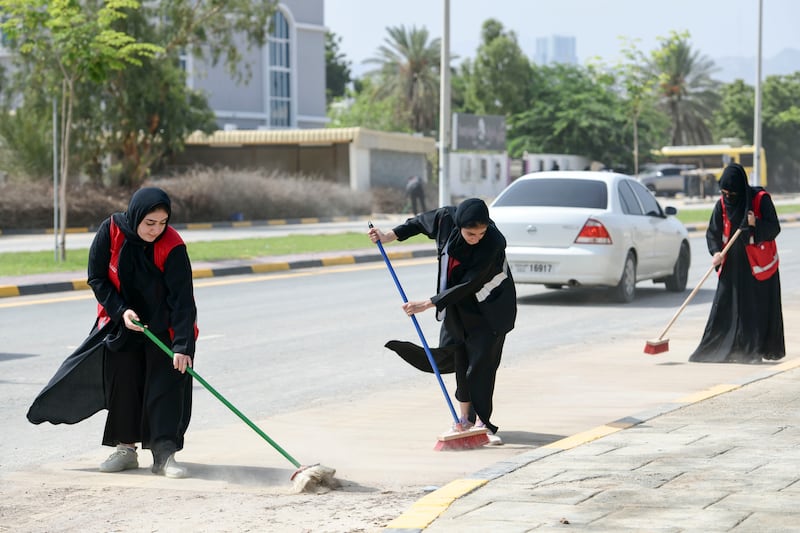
[391,359,800,532]
[3,205,800,532]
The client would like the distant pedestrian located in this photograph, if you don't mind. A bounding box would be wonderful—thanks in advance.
[689,163,784,363]
[406,175,426,214]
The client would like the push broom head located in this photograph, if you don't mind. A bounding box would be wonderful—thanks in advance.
[644,338,669,355]
[434,427,490,451]
[290,463,340,494]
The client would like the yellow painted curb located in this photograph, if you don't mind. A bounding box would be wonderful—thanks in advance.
[185,223,214,230]
[544,424,622,450]
[676,383,739,403]
[71,280,90,291]
[321,256,355,266]
[0,286,20,298]
[387,250,415,260]
[191,269,215,279]
[385,478,487,529]
[251,263,291,273]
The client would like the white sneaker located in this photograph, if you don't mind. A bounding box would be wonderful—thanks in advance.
[487,434,503,445]
[163,454,188,479]
[100,446,139,473]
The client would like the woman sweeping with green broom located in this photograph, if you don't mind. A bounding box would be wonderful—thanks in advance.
[369,198,517,444]
[28,187,197,478]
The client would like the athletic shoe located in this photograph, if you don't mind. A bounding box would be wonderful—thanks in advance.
[475,421,503,445]
[487,434,503,445]
[451,417,474,432]
[153,453,188,479]
[99,446,139,473]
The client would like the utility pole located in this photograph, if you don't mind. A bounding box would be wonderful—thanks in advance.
[438,0,451,207]
[752,0,763,187]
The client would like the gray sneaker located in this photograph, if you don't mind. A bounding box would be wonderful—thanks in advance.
[99,446,139,473]
[152,453,187,479]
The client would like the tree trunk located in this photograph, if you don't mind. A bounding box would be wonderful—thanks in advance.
[58,79,75,262]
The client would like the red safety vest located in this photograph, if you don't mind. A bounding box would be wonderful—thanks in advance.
[720,190,779,281]
[96,218,198,339]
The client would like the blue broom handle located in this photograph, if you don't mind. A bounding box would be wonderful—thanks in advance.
[370,223,460,424]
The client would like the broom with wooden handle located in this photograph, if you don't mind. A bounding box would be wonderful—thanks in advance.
[644,227,743,354]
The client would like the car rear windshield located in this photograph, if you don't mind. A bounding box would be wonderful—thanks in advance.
[493,178,608,209]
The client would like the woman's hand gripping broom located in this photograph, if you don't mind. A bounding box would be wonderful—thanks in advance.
[644,228,743,354]
[369,223,489,450]
[133,320,338,493]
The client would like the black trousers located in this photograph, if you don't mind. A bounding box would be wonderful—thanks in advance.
[102,331,192,452]
[440,307,505,434]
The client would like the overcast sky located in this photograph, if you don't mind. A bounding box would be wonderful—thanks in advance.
[325,0,800,76]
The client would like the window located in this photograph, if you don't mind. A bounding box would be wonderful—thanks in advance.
[493,178,607,209]
[628,179,663,216]
[618,181,643,215]
[268,11,291,128]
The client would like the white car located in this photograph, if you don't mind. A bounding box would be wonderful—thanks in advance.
[489,171,691,303]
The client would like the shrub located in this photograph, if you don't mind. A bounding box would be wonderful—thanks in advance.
[0,168,375,230]
[154,168,371,222]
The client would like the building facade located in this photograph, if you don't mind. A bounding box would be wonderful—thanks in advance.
[187,0,327,130]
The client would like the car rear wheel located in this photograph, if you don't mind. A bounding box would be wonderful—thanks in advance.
[665,242,690,292]
[610,252,636,303]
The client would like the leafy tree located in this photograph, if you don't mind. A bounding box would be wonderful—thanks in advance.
[711,79,754,142]
[326,77,412,132]
[0,0,162,259]
[325,31,352,105]
[614,38,661,176]
[0,98,54,180]
[460,19,532,117]
[649,30,720,145]
[98,0,278,185]
[761,73,800,191]
[508,64,631,169]
[364,25,440,134]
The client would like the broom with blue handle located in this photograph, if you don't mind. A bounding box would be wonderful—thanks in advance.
[369,222,488,449]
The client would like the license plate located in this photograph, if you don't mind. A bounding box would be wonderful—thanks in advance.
[512,262,553,273]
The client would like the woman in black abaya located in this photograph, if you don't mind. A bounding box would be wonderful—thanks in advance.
[28,187,198,477]
[369,198,517,442]
[689,163,784,363]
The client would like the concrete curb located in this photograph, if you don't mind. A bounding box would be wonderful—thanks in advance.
[0,247,438,299]
[0,215,371,236]
[382,357,800,531]
[9,214,800,299]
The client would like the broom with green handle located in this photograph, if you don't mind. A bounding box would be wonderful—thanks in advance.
[132,319,337,492]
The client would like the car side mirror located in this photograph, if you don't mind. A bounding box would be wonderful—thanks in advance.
[664,206,678,216]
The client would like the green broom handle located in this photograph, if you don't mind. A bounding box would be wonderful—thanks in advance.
[132,320,301,469]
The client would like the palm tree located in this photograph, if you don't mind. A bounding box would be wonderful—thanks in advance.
[364,25,440,134]
[649,31,720,145]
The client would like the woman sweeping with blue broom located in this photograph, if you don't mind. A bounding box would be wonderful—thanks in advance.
[369,198,517,445]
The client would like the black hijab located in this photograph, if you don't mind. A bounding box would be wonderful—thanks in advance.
[447,198,503,265]
[718,163,751,229]
[110,188,173,321]
[112,187,172,243]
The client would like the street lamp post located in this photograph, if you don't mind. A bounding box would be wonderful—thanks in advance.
[438,0,450,207]
[752,0,763,187]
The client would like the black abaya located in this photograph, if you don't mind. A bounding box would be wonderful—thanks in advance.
[690,165,785,363]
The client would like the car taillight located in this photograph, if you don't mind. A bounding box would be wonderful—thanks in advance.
[574,219,612,244]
